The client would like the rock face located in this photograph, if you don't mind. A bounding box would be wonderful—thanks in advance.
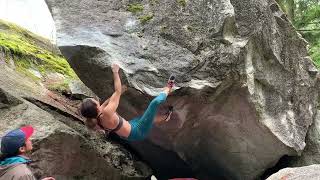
[289,111,320,167]
[0,53,151,179]
[45,0,319,179]
[267,164,320,180]
[68,80,97,99]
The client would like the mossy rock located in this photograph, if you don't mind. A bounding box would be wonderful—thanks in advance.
[0,19,77,80]
[127,3,144,13]
[47,79,71,94]
[139,14,154,24]
[177,0,187,7]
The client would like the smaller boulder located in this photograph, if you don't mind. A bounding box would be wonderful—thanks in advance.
[267,165,320,180]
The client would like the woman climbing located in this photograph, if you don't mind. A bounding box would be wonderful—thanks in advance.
[79,64,175,141]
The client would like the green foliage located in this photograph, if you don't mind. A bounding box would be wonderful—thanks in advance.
[310,42,320,68]
[127,3,144,13]
[139,14,154,24]
[293,0,320,68]
[294,1,320,28]
[177,0,187,7]
[276,0,320,68]
[0,20,76,79]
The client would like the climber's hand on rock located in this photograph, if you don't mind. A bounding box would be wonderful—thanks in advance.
[112,64,120,73]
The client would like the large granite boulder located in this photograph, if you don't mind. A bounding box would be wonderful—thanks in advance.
[45,0,319,179]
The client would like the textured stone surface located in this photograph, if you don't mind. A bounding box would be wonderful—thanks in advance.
[289,110,320,167]
[46,0,319,179]
[68,80,96,99]
[267,164,320,180]
[0,60,151,180]
[0,88,22,109]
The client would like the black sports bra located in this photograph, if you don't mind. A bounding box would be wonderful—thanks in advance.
[97,113,124,134]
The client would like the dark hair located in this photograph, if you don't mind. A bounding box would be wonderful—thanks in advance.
[85,118,98,130]
[80,98,100,130]
[80,98,99,119]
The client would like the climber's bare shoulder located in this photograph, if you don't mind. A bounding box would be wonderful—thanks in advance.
[99,109,118,129]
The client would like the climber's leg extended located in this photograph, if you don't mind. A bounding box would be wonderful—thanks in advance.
[127,75,175,141]
[128,93,167,141]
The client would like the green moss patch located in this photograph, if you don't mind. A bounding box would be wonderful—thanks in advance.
[47,79,71,94]
[139,14,154,24]
[177,0,187,7]
[3,56,41,82]
[127,3,144,13]
[0,19,76,79]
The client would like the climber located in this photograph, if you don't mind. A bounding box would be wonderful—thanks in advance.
[0,126,55,180]
[79,64,175,141]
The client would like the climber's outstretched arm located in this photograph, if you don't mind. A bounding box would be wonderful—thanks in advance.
[100,85,127,109]
[102,64,122,114]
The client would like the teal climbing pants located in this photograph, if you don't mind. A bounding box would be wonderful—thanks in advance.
[127,92,167,141]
